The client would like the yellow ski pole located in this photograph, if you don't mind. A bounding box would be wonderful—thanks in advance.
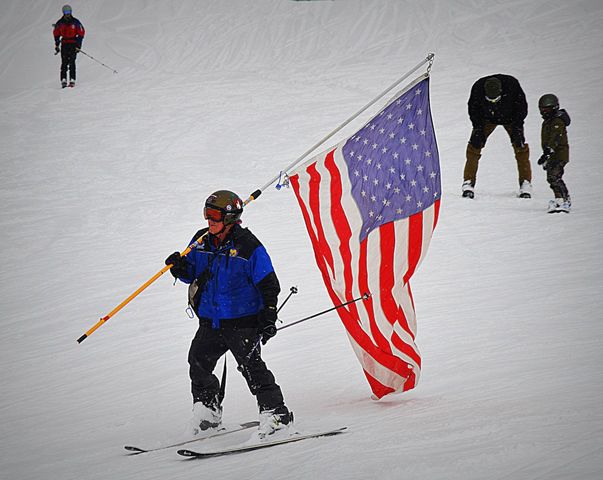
[77,232,207,343]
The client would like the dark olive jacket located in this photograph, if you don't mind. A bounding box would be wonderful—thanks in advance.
[541,109,570,163]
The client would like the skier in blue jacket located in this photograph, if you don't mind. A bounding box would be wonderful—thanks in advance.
[165,190,293,439]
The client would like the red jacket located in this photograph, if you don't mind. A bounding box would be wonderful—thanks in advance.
[53,16,85,48]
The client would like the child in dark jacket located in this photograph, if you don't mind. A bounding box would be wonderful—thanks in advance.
[537,94,571,213]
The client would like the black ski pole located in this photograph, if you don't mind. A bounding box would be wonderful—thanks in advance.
[78,49,118,74]
[277,286,298,314]
[221,287,297,397]
[237,292,370,372]
[237,286,299,372]
[278,292,370,332]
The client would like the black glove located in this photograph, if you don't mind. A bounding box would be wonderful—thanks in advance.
[165,251,187,279]
[510,127,525,148]
[258,306,278,344]
[469,128,485,149]
[54,45,60,54]
[538,147,554,169]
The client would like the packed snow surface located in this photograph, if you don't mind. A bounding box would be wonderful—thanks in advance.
[1,1,602,479]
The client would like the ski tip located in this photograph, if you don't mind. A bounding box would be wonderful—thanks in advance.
[124,446,147,454]
[334,426,348,434]
[177,449,197,457]
[331,426,348,432]
[240,421,260,428]
[314,426,348,437]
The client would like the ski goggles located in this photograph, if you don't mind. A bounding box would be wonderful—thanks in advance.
[204,206,225,222]
[485,95,501,103]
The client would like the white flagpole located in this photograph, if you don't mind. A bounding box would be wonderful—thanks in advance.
[243,53,435,206]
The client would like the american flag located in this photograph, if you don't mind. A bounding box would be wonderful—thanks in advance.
[289,75,441,399]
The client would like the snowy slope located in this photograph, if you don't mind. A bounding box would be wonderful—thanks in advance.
[1,1,603,479]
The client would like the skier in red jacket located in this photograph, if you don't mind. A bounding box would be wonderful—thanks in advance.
[53,5,85,88]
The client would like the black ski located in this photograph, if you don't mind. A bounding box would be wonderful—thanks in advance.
[124,421,259,454]
[177,426,347,458]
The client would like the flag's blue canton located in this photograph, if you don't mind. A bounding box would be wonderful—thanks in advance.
[342,77,441,241]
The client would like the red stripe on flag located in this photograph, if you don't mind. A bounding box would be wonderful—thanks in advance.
[397,304,415,341]
[289,171,326,275]
[382,222,416,340]
[324,149,356,310]
[403,368,417,391]
[364,371,395,399]
[306,162,335,278]
[363,223,396,355]
[403,211,424,284]
[378,225,421,369]
[357,239,392,365]
[391,331,421,366]
[302,154,361,325]
[433,199,441,229]
[377,221,396,327]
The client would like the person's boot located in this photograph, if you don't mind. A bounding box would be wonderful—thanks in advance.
[547,198,570,213]
[462,180,474,199]
[256,405,294,439]
[519,180,532,198]
[556,199,571,213]
[188,401,222,435]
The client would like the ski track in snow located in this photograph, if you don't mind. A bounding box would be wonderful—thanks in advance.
[1,1,603,479]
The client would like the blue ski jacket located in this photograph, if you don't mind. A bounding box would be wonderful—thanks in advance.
[175,225,280,328]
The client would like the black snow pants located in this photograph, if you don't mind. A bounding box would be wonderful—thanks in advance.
[545,159,570,200]
[188,317,285,412]
[60,43,78,81]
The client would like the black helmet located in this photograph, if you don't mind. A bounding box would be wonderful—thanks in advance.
[538,93,559,114]
[204,190,243,225]
[539,94,559,110]
[484,77,502,102]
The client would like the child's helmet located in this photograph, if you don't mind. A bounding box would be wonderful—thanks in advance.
[538,94,559,110]
[538,94,559,118]
[62,4,72,15]
[204,190,243,225]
